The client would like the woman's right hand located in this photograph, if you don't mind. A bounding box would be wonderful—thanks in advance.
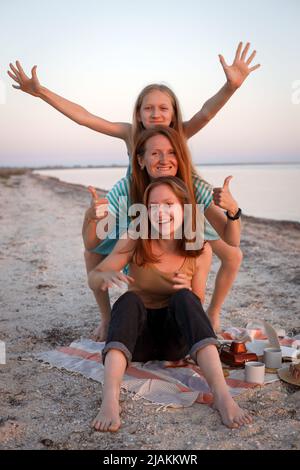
[99,271,135,291]
[7,61,42,97]
[86,186,109,221]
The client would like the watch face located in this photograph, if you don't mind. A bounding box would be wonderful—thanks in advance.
[227,208,241,220]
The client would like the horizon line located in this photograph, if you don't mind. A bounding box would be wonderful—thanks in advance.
[1,161,300,170]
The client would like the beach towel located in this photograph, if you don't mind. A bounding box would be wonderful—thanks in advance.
[35,323,300,409]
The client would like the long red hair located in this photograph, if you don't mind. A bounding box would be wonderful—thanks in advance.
[130,126,198,212]
[132,176,205,266]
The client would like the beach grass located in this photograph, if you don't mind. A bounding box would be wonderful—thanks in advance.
[0,168,32,181]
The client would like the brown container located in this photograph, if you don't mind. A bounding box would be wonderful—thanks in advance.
[230,341,247,354]
[220,341,258,368]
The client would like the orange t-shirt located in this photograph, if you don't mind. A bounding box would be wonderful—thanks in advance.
[128,257,196,309]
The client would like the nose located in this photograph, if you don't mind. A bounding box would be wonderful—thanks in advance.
[151,107,160,118]
[158,152,168,163]
[159,204,172,220]
[150,204,169,220]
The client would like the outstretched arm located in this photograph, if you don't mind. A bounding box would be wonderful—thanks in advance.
[184,42,260,138]
[88,237,136,291]
[7,61,131,141]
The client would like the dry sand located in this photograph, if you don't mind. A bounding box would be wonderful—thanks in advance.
[0,171,300,450]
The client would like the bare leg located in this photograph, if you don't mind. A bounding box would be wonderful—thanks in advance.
[92,349,126,432]
[196,345,252,428]
[207,240,243,333]
[84,250,111,341]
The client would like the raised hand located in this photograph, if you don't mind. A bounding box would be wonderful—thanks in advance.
[213,176,238,215]
[99,271,135,291]
[87,186,109,221]
[7,61,42,96]
[219,42,260,89]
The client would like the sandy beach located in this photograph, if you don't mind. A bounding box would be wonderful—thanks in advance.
[1,170,300,450]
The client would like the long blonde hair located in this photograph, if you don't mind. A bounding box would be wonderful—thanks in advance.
[131,84,185,148]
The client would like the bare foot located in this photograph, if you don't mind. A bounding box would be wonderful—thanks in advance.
[213,393,252,428]
[91,323,108,342]
[91,397,121,432]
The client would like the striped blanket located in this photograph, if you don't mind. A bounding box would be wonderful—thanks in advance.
[35,325,299,409]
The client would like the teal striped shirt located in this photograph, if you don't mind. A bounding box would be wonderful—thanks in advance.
[106,175,213,235]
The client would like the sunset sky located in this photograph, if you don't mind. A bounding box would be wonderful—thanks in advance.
[1,0,299,167]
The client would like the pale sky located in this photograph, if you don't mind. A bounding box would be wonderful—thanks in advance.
[0,0,299,167]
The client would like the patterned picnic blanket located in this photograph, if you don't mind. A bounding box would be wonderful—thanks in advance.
[36,326,300,409]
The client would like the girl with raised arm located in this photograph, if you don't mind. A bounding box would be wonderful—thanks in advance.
[8,42,260,334]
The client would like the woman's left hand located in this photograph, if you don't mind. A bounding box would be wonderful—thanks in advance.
[172,272,192,290]
[213,176,239,216]
[219,41,260,90]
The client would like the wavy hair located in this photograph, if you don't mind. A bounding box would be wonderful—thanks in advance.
[130,126,198,212]
[132,176,204,266]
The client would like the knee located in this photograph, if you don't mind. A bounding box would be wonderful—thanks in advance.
[169,288,197,307]
[113,291,145,316]
[169,289,207,323]
[87,269,98,291]
[221,246,243,269]
[111,291,147,328]
[235,247,243,266]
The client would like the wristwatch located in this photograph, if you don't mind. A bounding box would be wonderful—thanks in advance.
[226,208,242,220]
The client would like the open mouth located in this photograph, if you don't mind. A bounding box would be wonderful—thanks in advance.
[156,165,173,172]
[158,218,172,224]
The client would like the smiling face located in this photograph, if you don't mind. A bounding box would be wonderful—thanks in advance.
[138,134,178,179]
[138,90,174,129]
[147,183,184,238]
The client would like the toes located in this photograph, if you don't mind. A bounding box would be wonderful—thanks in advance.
[100,419,110,432]
[229,421,239,429]
[109,420,120,432]
[243,413,253,425]
[235,416,244,427]
[92,420,100,431]
[233,411,252,427]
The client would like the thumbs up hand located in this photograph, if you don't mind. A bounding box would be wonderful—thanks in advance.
[212,176,239,215]
[87,186,109,221]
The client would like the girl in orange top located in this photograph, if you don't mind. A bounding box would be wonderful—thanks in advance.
[88,177,252,432]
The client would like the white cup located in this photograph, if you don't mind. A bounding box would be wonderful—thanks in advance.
[263,347,282,369]
[245,361,265,384]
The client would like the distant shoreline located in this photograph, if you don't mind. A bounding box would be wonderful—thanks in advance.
[0,161,299,171]
[32,172,300,229]
[2,167,300,226]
